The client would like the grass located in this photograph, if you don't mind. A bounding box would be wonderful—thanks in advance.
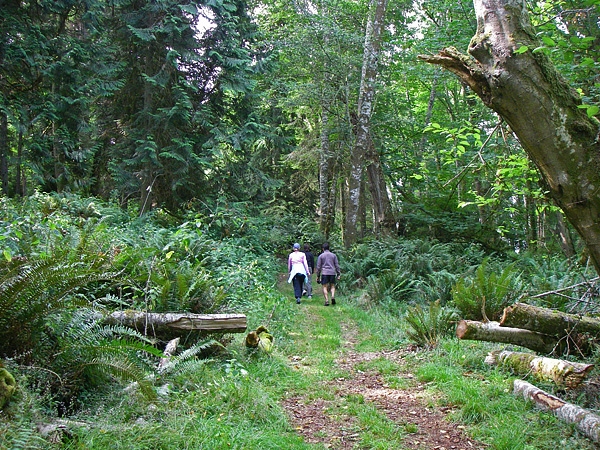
[3,269,598,449]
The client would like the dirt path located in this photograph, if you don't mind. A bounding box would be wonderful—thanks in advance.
[279,305,488,449]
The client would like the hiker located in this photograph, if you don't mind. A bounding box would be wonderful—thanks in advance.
[316,242,341,306]
[288,243,310,304]
[302,243,314,299]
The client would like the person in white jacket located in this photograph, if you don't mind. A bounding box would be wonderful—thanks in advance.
[288,243,310,304]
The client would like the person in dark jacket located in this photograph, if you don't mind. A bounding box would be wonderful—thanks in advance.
[302,243,314,299]
[315,242,341,306]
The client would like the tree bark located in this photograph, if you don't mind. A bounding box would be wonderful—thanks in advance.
[555,211,576,259]
[486,350,594,388]
[319,108,335,239]
[345,0,388,247]
[514,379,600,443]
[0,112,8,195]
[366,135,394,235]
[106,311,247,336]
[419,0,600,275]
[456,320,561,354]
[500,302,600,337]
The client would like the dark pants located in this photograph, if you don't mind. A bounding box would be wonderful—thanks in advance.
[292,274,306,299]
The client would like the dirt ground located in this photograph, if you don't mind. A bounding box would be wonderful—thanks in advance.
[280,317,488,450]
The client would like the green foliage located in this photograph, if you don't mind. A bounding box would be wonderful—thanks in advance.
[0,256,121,357]
[451,258,523,321]
[0,368,16,409]
[364,270,415,305]
[404,300,458,348]
[44,309,163,407]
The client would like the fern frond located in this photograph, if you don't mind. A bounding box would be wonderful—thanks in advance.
[0,258,122,356]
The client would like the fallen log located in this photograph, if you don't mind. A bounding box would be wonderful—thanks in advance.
[485,350,594,388]
[456,320,562,354]
[500,302,600,337]
[106,311,247,336]
[514,379,600,443]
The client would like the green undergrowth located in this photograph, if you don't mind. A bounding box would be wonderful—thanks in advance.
[3,271,598,449]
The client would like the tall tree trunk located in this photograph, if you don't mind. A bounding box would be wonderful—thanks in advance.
[345,0,388,247]
[420,0,600,275]
[0,112,8,195]
[420,72,438,153]
[319,108,335,238]
[366,135,393,234]
[555,211,575,259]
[16,125,24,197]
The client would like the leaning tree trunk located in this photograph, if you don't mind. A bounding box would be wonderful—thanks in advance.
[366,135,394,235]
[419,0,600,274]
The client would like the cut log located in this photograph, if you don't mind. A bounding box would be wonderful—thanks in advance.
[500,302,600,337]
[514,379,600,443]
[106,311,247,335]
[485,350,594,388]
[456,320,562,354]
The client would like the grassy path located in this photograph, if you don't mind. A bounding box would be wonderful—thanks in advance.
[274,273,484,450]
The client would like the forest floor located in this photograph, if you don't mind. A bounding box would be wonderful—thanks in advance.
[276,274,488,450]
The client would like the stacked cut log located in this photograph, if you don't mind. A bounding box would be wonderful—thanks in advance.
[456,302,600,357]
[485,350,594,388]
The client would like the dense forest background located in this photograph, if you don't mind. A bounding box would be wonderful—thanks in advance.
[2,0,597,252]
[1,0,600,448]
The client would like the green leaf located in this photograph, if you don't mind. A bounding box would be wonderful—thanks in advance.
[514,46,529,54]
[541,36,556,46]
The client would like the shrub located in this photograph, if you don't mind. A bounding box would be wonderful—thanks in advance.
[404,300,458,348]
[451,258,523,320]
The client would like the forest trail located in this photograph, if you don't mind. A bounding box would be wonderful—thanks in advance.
[277,272,487,449]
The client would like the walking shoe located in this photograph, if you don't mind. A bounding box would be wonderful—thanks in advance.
[302,290,307,296]
[331,298,336,305]
[296,298,301,304]
[308,295,312,299]
[324,301,329,306]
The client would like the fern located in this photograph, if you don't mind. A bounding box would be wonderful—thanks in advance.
[0,257,122,356]
[157,339,221,378]
[405,300,458,348]
[451,258,523,321]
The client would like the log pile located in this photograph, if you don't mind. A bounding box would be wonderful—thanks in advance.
[456,302,599,357]
[457,302,599,444]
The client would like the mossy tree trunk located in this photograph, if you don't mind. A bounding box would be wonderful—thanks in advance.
[486,350,594,388]
[419,0,600,274]
[500,302,600,337]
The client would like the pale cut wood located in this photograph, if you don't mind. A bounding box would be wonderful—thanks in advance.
[500,302,600,336]
[486,350,594,388]
[158,337,180,371]
[514,379,600,443]
[456,320,561,354]
[107,311,247,334]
